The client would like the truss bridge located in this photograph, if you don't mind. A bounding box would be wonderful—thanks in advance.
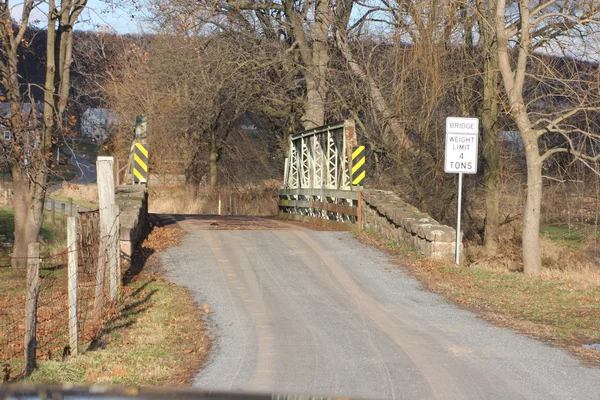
[279,120,361,229]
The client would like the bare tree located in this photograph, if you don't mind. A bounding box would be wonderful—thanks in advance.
[0,1,87,267]
[151,0,355,130]
[0,1,43,269]
[495,0,600,274]
[102,30,279,186]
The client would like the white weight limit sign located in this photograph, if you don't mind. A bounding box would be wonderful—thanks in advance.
[444,117,479,265]
[445,117,479,174]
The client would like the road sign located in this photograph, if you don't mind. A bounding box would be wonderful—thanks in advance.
[351,145,365,186]
[132,142,149,184]
[445,117,479,174]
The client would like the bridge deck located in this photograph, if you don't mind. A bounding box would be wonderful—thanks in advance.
[150,214,332,231]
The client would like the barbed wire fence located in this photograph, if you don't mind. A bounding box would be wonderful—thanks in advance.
[1,208,120,381]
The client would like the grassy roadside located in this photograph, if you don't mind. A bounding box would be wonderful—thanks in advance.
[47,194,98,210]
[356,231,600,365]
[540,223,600,249]
[26,275,210,385]
[0,207,64,245]
[5,226,210,386]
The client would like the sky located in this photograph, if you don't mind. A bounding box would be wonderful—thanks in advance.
[78,0,148,34]
[10,0,147,34]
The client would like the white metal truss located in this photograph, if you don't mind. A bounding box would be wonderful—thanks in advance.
[313,135,324,189]
[287,140,298,188]
[283,120,356,191]
[300,138,310,189]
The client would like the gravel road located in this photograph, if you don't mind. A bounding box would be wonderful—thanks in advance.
[159,215,600,399]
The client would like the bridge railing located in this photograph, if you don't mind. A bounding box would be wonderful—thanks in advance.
[279,120,360,229]
[278,188,359,229]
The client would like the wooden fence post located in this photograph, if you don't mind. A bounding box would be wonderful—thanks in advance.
[24,242,40,376]
[68,198,73,217]
[61,203,66,230]
[116,205,121,300]
[51,199,56,225]
[95,157,116,315]
[67,217,79,356]
[218,191,222,215]
[115,158,120,186]
[110,204,121,302]
[357,190,363,231]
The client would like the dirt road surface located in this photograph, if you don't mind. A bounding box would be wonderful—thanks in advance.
[157,215,599,399]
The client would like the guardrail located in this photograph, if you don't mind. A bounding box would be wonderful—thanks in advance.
[278,188,359,230]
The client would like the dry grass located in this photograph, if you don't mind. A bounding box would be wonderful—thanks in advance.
[149,181,281,216]
[357,230,600,365]
[51,183,99,207]
[538,239,600,288]
[462,175,600,287]
[466,222,600,289]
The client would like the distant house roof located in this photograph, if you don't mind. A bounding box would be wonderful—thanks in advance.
[0,102,43,121]
[82,108,117,120]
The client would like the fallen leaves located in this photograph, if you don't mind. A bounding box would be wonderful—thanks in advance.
[142,227,185,253]
[112,366,127,376]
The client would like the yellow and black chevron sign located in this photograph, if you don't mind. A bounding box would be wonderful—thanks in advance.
[133,142,149,184]
[351,145,366,186]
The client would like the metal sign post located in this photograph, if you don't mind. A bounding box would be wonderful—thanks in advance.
[445,117,479,265]
[456,173,463,265]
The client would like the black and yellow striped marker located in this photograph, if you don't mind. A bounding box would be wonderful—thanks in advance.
[133,142,149,184]
[351,145,365,185]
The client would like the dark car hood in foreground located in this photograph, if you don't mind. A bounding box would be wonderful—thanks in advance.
[1,386,355,400]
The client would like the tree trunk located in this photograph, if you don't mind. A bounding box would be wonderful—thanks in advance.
[479,0,502,249]
[482,122,501,248]
[11,168,44,269]
[44,1,58,152]
[210,133,218,187]
[185,149,205,185]
[481,62,501,249]
[303,74,326,129]
[300,0,331,129]
[522,138,543,275]
[4,53,45,269]
[495,0,542,274]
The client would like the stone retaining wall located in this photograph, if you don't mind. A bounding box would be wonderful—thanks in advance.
[115,185,148,259]
[361,189,456,259]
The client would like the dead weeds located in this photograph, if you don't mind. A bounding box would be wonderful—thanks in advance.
[356,231,600,366]
[148,183,280,216]
[21,226,210,386]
